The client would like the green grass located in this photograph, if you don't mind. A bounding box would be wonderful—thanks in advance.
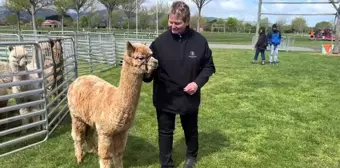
[1,49,340,168]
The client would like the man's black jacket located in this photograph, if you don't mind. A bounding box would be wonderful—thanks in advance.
[143,28,216,114]
[255,32,267,50]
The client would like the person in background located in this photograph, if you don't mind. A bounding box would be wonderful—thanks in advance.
[252,27,267,65]
[143,1,216,168]
[267,24,282,64]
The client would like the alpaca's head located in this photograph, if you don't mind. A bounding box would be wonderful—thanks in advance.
[125,41,158,74]
[8,45,28,68]
[52,38,63,63]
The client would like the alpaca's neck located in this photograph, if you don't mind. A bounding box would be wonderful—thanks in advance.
[117,63,144,110]
[12,65,28,81]
[29,53,37,69]
[11,65,29,93]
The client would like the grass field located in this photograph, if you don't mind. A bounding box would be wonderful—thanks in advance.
[1,49,340,168]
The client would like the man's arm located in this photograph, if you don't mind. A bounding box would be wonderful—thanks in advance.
[267,32,272,44]
[143,41,157,83]
[193,41,216,88]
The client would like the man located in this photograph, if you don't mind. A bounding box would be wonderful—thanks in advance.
[143,1,216,168]
[252,27,267,65]
[267,24,282,64]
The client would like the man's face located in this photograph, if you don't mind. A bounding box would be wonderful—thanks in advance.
[168,14,188,34]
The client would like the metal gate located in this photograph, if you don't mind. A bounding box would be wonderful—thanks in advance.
[0,37,77,157]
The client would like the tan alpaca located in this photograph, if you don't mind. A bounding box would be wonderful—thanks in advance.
[67,41,158,168]
[27,38,64,93]
[0,61,13,84]
[7,45,41,126]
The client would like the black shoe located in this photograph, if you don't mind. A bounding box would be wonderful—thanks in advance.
[183,157,197,168]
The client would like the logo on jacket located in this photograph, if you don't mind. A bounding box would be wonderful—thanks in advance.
[188,51,197,58]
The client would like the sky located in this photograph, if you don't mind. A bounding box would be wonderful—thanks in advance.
[1,0,338,27]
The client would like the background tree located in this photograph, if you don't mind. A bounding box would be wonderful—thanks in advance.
[89,13,101,28]
[3,0,24,34]
[260,17,269,29]
[148,0,169,32]
[120,0,146,30]
[226,17,237,32]
[36,17,44,27]
[191,0,212,32]
[10,0,54,33]
[159,14,169,29]
[98,0,121,31]
[236,18,245,33]
[54,0,73,32]
[80,15,89,28]
[138,7,151,30]
[190,14,207,30]
[315,21,333,30]
[111,10,123,28]
[291,17,307,34]
[276,17,287,28]
[6,14,17,27]
[71,0,95,31]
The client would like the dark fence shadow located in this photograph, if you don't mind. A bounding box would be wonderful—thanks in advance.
[123,134,158,167]
[172,130,230,165]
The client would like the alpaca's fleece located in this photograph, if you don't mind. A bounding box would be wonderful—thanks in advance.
[67,41,158,168]
[0,62,10,107]
[0,61,12,84]
[8,45,41,127]
[0,88,8,108]
[8,45,28,73]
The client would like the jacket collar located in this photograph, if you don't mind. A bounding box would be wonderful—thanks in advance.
[169,26,192,41]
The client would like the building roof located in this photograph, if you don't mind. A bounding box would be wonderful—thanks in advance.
[42,19,61,26]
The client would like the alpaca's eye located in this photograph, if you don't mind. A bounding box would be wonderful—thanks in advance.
[138,57,145,60]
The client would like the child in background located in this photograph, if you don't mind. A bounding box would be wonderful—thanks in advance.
[252,27,267,65]
[267,24,282,64]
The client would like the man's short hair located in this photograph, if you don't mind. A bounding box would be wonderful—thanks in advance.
[169,1,190,23]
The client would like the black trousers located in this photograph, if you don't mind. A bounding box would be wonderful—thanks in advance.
[156,109,198,168]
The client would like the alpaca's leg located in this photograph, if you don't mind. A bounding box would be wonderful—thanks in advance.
[19,108,30,133]
[19,108,30,125]
[85,126,98,154]
[16,97,29,128]
[97,131,113,168]
[31,106,41,131]
[112,131,129,168]
[71,116,87,164]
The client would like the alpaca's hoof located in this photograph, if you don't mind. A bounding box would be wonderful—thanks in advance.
[76,155,84,164]
[87,149,97,155]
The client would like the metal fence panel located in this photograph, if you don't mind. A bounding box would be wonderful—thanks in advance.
[75,32,116,75]
[0,42,48,157]
[0,31,162,157]
[0,37,77,157]
[0,34,21,61]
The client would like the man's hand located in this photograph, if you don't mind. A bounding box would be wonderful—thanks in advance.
[183,82,198,95]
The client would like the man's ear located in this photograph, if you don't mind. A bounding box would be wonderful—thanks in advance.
[126,41,135,56]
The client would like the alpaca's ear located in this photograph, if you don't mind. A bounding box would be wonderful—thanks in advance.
[8,46,13,51]
[49,39,55,48]
[126,41,135,56]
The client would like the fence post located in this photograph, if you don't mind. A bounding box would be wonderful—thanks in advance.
[87,33,93,73]
[111,33,116,67]
[34,42,48,132]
